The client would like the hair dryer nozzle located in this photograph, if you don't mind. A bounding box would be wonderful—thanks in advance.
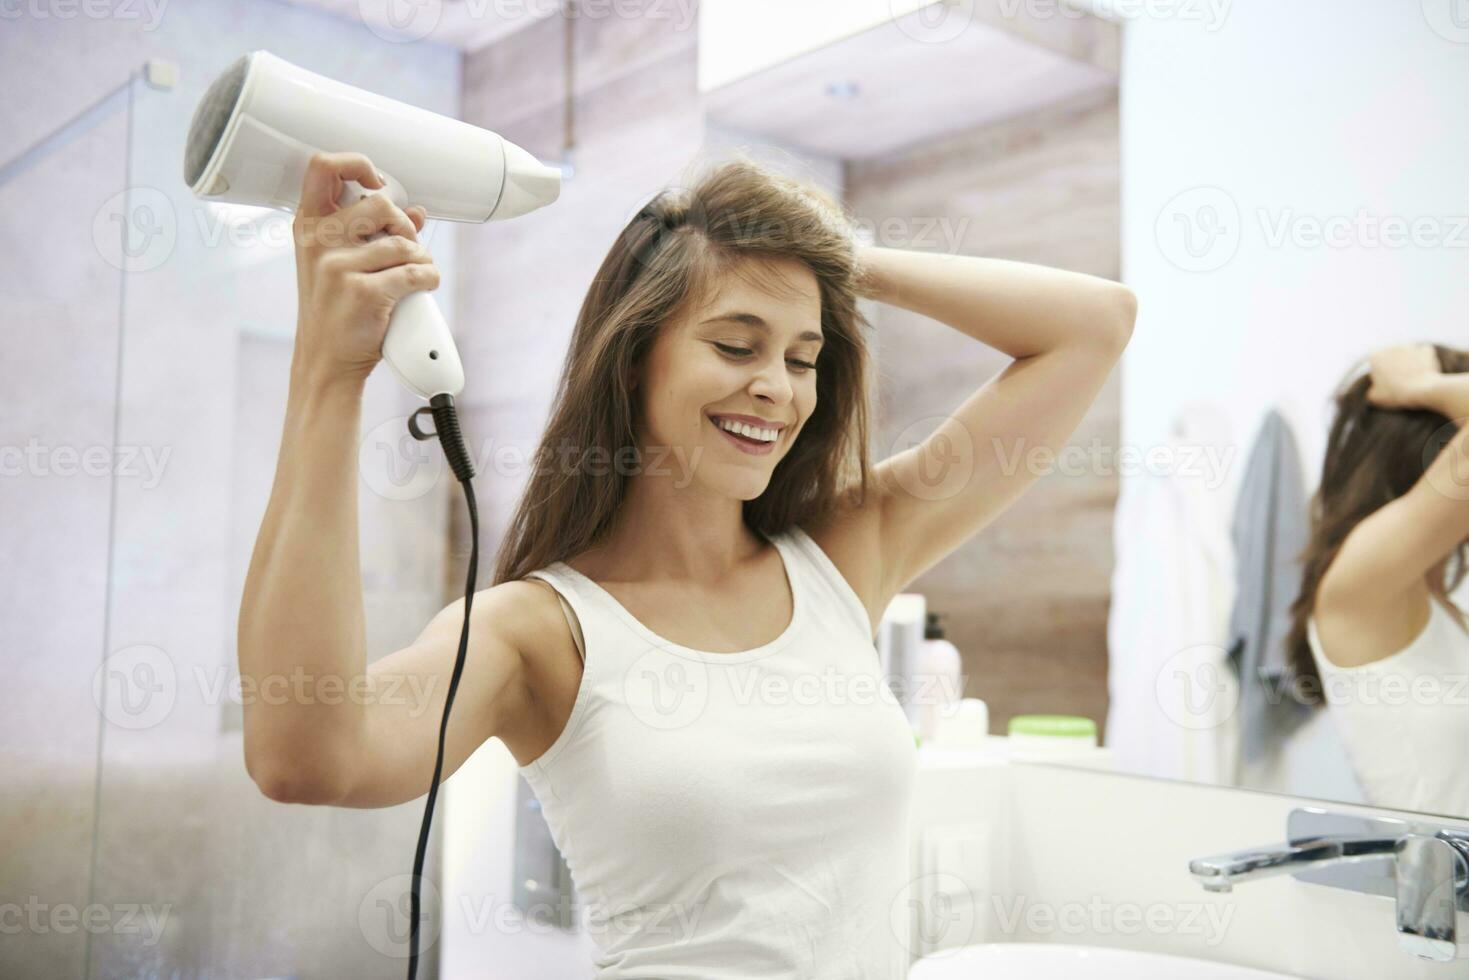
[492,140,562,220]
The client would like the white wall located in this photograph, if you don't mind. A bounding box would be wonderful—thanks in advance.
[1119,0,1469,467]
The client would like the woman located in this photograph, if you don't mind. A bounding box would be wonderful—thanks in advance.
[1285,343,1469,816]
[239,151,1135,975]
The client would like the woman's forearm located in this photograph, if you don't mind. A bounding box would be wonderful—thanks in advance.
[236,364,369,795]
[854,245,1135,358]
[1421,373,1469,420]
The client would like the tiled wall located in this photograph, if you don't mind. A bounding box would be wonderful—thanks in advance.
[847,88,1122,736]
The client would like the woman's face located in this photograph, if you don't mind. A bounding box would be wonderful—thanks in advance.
[633,256,824,501]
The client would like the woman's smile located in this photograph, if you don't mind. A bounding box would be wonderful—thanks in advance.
[707,412,780,456]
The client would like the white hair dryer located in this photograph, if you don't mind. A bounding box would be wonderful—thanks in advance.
[183,49,560,402]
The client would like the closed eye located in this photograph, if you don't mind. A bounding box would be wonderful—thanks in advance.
[713,342,817,373]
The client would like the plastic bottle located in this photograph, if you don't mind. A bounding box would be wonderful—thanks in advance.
[878,594,926,730]
[915,611,963,743]
[932,698,989,750]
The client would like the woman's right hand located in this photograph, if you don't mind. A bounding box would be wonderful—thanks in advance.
[291,151,439,388]
[1367,343,1442,410]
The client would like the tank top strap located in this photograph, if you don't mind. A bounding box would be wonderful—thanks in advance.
[781,524,875,643]
[522,565,594,665]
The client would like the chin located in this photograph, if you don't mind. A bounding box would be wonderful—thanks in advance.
[701,467,772,502]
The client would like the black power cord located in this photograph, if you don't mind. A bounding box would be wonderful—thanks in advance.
[404,392,477,980]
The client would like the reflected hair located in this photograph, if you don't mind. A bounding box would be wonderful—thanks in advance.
[1285,344,1469,705]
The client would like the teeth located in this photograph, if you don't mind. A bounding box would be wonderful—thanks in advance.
[715,417,777,443]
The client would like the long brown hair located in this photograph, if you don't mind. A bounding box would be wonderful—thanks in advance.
[1285,344,1469,705]
[491,155,875,585]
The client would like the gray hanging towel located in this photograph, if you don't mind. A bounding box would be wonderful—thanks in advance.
[1225,408,1314,764]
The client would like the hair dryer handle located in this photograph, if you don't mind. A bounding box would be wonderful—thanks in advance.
[381,292,465,399]
[337,176,465,400]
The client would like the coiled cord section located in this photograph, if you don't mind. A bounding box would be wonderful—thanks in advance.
[409,392,476,483]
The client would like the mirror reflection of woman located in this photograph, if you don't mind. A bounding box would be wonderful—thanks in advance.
[1287,343,1469,815]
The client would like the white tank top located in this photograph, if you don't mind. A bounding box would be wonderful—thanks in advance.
[1307,596,1469,816]
[519,525,919,978]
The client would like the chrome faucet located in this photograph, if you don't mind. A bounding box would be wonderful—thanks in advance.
[1188,807,1469,963]
[1190,834,1399,892]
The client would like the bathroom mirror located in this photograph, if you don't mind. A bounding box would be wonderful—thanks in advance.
[705,2,1469,824]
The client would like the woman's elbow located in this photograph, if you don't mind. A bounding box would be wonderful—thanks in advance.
[253,765,347,805]
[1109,285,1138,350]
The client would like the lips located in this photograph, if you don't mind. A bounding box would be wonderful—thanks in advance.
[707,413,779,455]
[708,413,787,433]
[709,413,786,431]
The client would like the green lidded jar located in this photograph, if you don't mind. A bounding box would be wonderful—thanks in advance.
[1007,714,1097,739]
[1006,715,1099,758]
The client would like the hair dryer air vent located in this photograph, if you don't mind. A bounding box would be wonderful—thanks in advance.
[183,53,250,191]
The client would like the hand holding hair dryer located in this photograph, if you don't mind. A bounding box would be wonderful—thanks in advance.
[183,51,560,980]
[183,49,560,400]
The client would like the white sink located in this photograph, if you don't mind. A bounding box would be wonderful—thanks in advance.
[908,943,1303,979]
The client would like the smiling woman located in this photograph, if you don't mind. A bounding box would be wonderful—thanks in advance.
[459,154,1129,976]
[288,153,1131,979]
[479,157,928,976]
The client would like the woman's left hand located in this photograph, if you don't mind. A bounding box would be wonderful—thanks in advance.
[1366,343,1441,409]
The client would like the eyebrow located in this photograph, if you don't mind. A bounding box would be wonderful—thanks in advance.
[700,312,824,344]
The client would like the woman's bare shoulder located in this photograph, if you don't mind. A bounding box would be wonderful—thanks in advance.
[494,576,587,766]
[1313,574,1435,669]
[800,498,887,634]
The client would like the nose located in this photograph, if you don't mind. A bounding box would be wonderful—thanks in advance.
[747,355,794,406]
